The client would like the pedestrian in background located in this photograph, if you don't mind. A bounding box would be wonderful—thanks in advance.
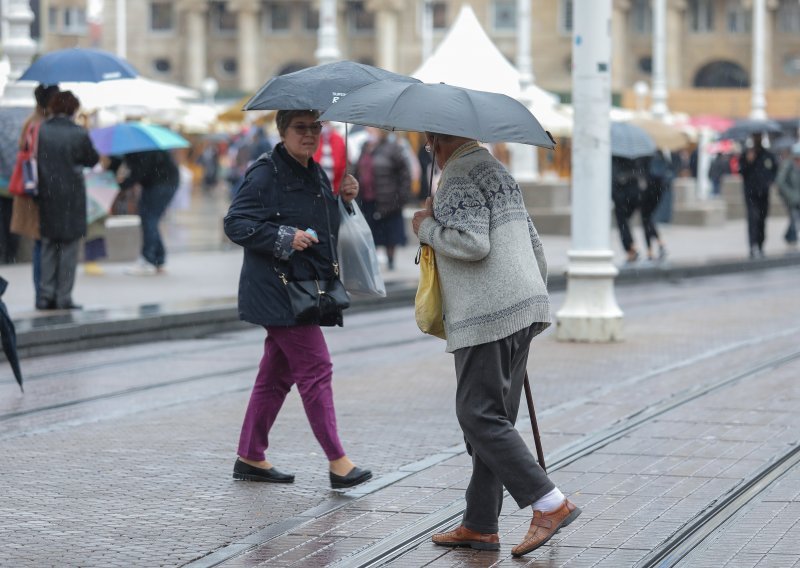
[224,109,371,489]
[739,133,778,259]
[354,127,411,270]
[776,143,800,248]
[708,152,730,197]
[413,133,579,558]
[611,156,647,264]
[314,123,347,194]
[117,149,179,275]
[642,151,670,262]
[36,91,99,310]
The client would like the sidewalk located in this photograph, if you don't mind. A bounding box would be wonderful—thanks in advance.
[1,188,799,353]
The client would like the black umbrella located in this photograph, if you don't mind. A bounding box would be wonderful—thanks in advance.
[243,60,420,112]
[0,277,23,392]
[319,81,555,148]
[720,118,783,141]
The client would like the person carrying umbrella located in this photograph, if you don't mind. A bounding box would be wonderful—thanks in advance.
[740,133,778,259]
[36,91,99,310]
[412,132,579,557]
[776,143,800,247]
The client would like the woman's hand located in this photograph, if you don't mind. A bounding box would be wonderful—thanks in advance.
[292,229,319,251]
[412,198,434,236]
[340,174,359,204]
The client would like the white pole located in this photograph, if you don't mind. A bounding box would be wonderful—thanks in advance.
[1,0,37,105]
[750,0,767,119]
[511,0,538,181]
[315,0,341,64]
[651,0,668,118]
[421,0,433,62]
[116,0,126,58]
[556,0,623,343]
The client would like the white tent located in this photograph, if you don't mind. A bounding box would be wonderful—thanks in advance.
[412,5,570,136]
[61,77,200,115]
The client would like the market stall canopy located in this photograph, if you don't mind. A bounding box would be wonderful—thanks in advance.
[61,77,199,114]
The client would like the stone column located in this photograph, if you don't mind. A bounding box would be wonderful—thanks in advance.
[367,0,402,72]
[1,0,37,104]
[316,0,341,64]
[421,0,434,63]
[116,0,127,59]
[229,0,260,92]
[651,0,669,118]
[750,0,767,119]
[177,2,209,90]
[665,0,686,89]
[511,0,539,181]
[611,0,630,93]
[556,0,623,343]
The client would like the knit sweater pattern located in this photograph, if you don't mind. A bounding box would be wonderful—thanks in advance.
[418,145,550,353]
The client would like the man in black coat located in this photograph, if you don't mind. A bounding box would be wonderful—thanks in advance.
[739,134,778,258]
[36,91,99,310]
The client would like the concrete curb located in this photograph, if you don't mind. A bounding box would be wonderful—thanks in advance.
[7,254,800,360]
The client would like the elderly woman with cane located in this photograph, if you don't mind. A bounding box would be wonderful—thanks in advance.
[224,109,372,489]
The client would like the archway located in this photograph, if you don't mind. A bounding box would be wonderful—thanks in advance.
[693,60,750,88]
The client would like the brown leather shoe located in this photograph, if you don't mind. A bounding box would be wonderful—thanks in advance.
[511,499,581,557]
[432,525,500,551]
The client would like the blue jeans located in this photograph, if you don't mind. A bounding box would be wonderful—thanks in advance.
[138,184,177,267]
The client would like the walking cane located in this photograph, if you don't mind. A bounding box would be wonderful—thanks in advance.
[523,371,546,473]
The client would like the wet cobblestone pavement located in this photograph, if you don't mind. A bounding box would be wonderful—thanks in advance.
[2,268,800,566]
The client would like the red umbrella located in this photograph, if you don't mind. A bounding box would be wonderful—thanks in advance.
[688,115,735,132]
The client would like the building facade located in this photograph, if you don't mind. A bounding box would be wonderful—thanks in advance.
[58,1,800,111]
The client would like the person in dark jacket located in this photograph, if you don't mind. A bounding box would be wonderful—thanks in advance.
[223,109,372,489]
[354,127,411,270]
[117,148,179,274]
[739,134,778,258]
[642,151,670,261]
[35,91,99,310]
[611,156,647,264]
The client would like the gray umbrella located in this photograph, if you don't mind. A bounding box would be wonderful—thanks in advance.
[720,118,783,141]
[243,60,420,112]
[0,277,23,392]
[319,81,555,148]
[611,122,657,160]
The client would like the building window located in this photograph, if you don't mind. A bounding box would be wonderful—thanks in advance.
[347,1,374,33]
[492,0,516,32]
[265,2,291,31]
[219,58,238,77]
[688,0,714,33]
[303,2,320,30]
[149,1,174,32]
[777,0,800,33]
[48,7,59,31]
[62,7,87,34]
[559,0,573,34]
[784,54,800,76]
[638,56,652,74]
[726,0,751,33]
[211,1,237,34]
[153,58,171,74]
[631,0,652,35]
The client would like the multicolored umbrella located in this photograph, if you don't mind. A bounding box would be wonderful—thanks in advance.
[89,122,189,156]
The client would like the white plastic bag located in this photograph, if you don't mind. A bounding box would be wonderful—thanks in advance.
[337,199,386,297]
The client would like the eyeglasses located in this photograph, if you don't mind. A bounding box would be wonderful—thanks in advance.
[290,122,323,135]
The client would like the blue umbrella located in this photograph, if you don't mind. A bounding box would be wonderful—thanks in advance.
[89,123,190,155]
[19,48,138,84]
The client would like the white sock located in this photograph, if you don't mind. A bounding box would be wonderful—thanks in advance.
[531,487,565,512]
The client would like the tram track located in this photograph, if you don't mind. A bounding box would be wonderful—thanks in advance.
[187,345,800,568]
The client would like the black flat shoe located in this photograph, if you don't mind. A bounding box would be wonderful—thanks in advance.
[232,458,294,483]
[330,466,372,489]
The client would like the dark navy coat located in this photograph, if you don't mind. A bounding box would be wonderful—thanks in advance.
[224,143,342,327]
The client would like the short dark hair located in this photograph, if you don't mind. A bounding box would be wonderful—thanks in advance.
[34,84,60,110]
[276,110,320,136]
[48,91,81,117]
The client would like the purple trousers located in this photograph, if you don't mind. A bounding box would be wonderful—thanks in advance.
[237,324,346,462]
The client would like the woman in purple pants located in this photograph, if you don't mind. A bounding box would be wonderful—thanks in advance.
[223,110,371,489]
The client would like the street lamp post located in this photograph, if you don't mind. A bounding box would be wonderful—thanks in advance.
[556,0,623,342]
[421,0,433,62]
[510,0,538,182]
[750,0,767,120]
[651,0,668,119]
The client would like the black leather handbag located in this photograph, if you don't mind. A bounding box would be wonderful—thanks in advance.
[278,186,350,326]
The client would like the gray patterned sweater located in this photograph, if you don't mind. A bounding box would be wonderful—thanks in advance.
[417,144,550,352]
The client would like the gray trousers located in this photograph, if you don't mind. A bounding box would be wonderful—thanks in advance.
[454,324,554,534]
[39,238,79,307]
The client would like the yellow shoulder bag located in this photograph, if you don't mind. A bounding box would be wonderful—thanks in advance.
[414,245,446,339]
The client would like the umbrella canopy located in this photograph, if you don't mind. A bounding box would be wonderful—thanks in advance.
[687,114,735,133]
[60,78,198,112]
[628,117,690,151]
[19,48,138,84]
[0,107,29,183]
[720,118,783,141]
[89,122,190,155]
[0,277,23,392]
[611,122,657,159]
[319,81,555,148]
[243,60,420,112]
